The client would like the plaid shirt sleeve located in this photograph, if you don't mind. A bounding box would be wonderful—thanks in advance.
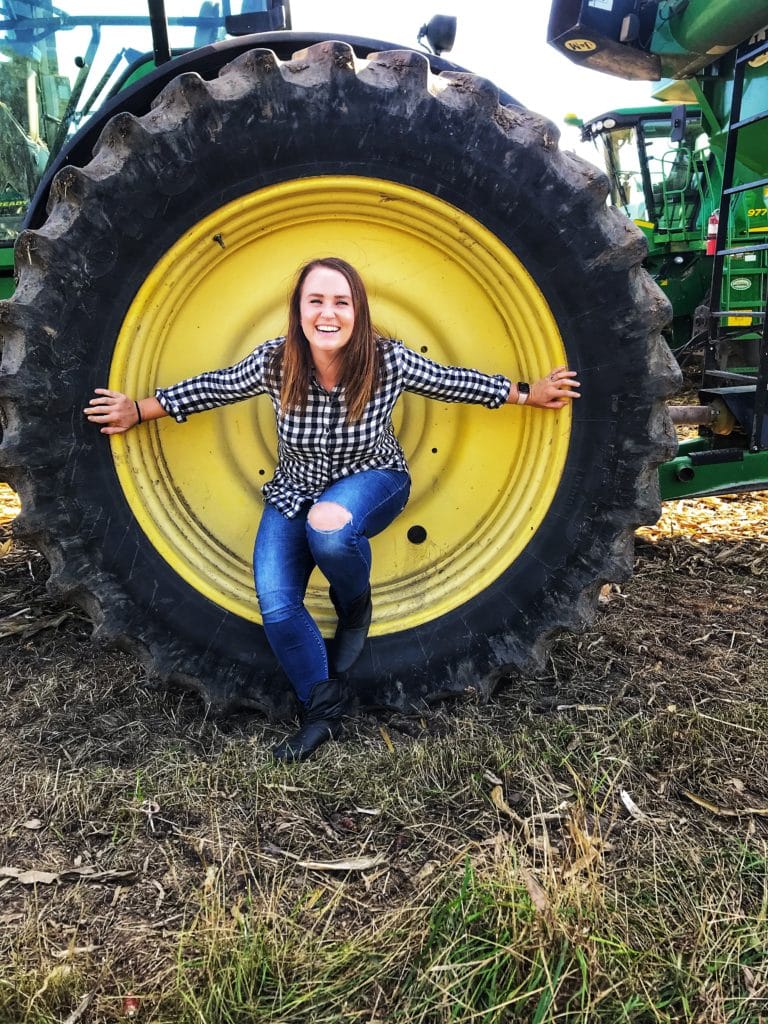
[155,339,279,422]
[396,342,511,408]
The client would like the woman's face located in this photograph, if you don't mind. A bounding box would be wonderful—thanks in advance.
[299,265,355,360]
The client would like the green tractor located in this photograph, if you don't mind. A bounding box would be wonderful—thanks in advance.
[569,103,719,354]
[550,0,768,501]
[0,0,703,716]
[568,95,767,361]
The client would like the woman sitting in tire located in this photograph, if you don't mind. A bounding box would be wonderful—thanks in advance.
[85,257,580,762]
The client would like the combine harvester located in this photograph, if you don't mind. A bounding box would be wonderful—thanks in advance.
[550,0,768,499]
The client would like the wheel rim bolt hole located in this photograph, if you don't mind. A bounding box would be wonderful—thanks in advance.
[407,525,427,545]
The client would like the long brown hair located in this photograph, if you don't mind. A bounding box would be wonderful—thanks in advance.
[272,257,381,423]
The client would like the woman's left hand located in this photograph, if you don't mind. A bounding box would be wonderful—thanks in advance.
[528,367,581,409]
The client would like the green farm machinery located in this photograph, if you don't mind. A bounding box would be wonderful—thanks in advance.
[569,104,721,354]
[0,1,760,715]
[550,0,768,500]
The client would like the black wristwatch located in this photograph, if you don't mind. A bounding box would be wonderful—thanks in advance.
[516,381,530,405]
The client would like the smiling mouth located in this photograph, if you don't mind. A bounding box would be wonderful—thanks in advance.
[316,325,340,333]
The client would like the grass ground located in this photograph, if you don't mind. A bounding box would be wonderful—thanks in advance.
[1,484,767,1024]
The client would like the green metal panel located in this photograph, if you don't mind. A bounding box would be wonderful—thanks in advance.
[650,253,713,349]
[662,0,768,54]
[653,0,768,78]
[0,246,14,301]
[120,58,161,91]
[660,438,768,500]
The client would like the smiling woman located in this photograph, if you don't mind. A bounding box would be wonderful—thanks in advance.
[300,265,356,371]
[1,40,677,735]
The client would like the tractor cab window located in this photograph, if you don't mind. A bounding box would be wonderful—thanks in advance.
[589,111,714,237]
[598,126,643,215]
[0,1,249,244]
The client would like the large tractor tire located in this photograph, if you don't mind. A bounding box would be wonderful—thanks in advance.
[0,42,679,717]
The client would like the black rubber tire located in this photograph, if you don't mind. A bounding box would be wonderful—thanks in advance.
[0,42,679,717]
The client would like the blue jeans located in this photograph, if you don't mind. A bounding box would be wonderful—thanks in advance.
[254,469,411,704]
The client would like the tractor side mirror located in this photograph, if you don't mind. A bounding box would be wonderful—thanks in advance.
[418,15,457,56]
[670,104,687,143]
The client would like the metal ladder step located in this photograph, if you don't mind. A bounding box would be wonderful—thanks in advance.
[710,310,766,319]
[732,109,768,131]
[717,242,768,256]
[723,176,768,196]
[736,37,768,66]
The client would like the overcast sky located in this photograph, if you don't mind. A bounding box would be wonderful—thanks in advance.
[290,1,656,166]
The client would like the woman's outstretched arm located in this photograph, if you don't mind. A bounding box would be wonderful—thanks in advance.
[84,341,279,432]
[83,389,167,435]
[396,343,581,411]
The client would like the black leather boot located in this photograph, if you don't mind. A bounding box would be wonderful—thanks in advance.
[272,678,344,762]
[330,586,372,674]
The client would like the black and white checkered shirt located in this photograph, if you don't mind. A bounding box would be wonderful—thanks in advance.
[156,338,511,518]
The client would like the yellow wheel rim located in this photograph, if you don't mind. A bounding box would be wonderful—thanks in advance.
[110,176,570,635]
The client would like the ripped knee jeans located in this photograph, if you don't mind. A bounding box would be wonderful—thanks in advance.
[253,469,410,702]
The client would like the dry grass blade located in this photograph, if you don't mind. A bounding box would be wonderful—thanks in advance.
[51,946,100,961]
[296,855,387,872]
[379,724,395,753]
[681,789,768,818]
[620,788,646,820]
[489,784,525,824]
[61,993,94,1024]
[0,867,60,885]
[0,610,70,639]
[519,865,553,923]
[0,865,137,885]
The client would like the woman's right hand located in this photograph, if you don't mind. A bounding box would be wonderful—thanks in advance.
[83,389,140,435]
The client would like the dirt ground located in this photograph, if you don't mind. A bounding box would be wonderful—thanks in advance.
[1,482,767,1022]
